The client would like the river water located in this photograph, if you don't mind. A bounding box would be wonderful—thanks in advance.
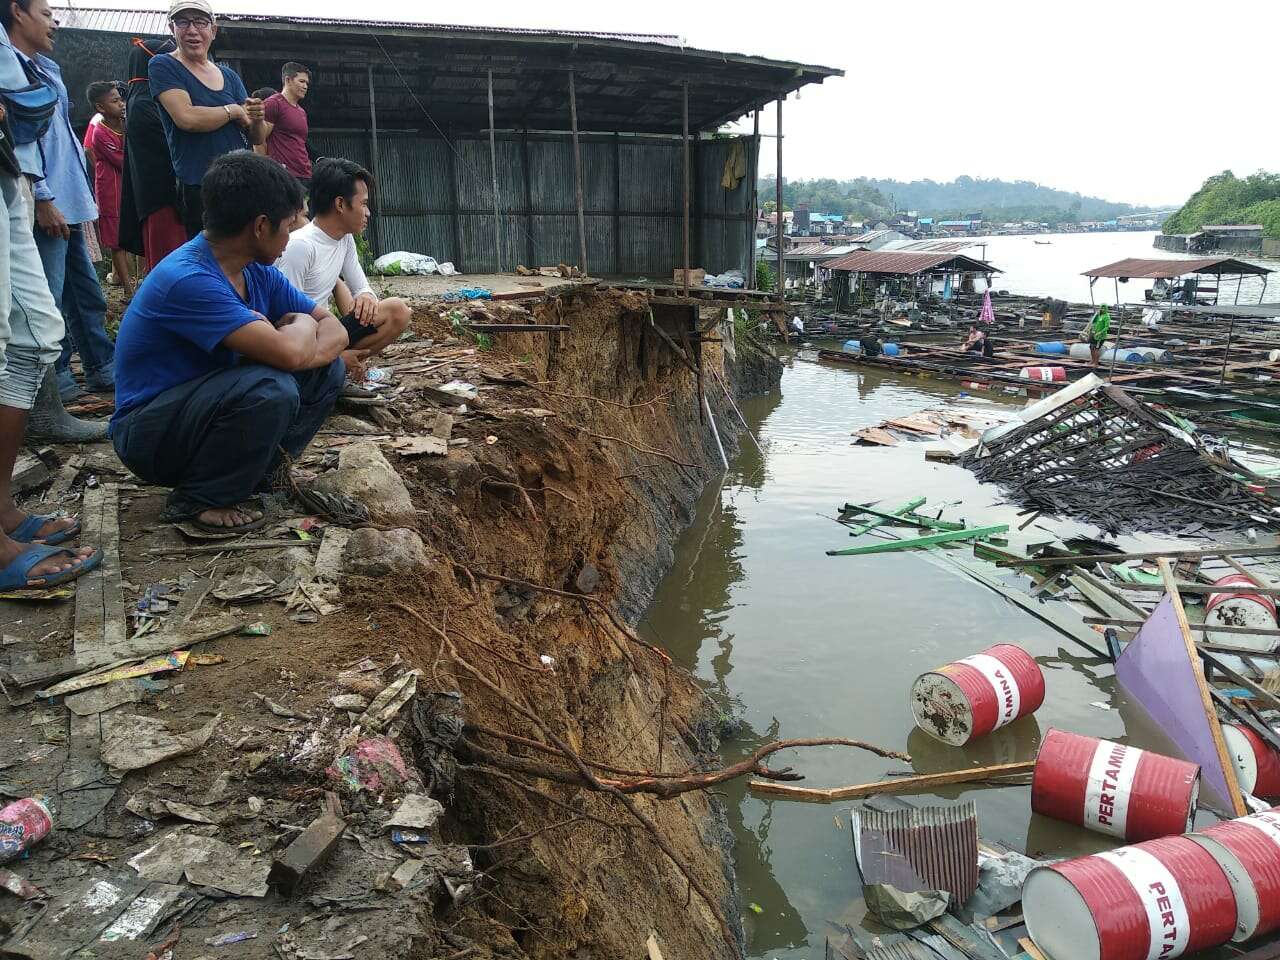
[968,230,1273,304]
[636,231,1277,957]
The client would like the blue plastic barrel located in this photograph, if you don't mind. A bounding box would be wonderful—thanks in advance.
[882,343,901,356]
[842,340,861,354]
[1036,341,1068,355]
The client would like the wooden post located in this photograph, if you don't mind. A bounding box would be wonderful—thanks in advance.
[1157,558,1248,817]
[568,70,588,275]
[775,96,784,304]
[487,69,502,272]
[445,139,463,273]
[520,129,534,269]
[747,108,759,283]
[366,64,381,256]
[613,133,622,276]
[682,80,690,298]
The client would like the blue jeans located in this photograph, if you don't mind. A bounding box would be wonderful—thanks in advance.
[33,222,114,385]
[0,177,65,409]
[111,361,345,518]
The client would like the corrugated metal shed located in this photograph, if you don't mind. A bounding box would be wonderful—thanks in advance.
[1083,257,1272,279]
[825,250,1000,275]
[53,4,682,44]
[51,2,841,134]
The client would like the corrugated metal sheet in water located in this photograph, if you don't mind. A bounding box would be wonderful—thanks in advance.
[854,801,979,903]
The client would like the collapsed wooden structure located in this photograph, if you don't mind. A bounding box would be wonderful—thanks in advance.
[960,377,1279,536]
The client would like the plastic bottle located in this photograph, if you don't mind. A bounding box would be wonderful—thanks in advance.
[0,796,54,863]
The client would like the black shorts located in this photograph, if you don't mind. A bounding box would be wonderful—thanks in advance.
[340,312,379,349]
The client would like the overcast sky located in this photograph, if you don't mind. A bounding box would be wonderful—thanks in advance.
[135,0,1276,207]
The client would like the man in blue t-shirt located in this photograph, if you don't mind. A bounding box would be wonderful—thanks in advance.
[111,152,349,534]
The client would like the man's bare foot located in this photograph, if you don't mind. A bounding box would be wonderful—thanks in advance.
[0,535,95,585]
[195,505,265,529]
[0,508,77,541]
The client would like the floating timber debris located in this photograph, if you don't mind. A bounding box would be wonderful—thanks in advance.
[961,375,1279,535]
[852,406,1016,447]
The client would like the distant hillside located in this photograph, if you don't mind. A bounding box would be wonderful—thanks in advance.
[759,175,1152,224]
[1163,170,1280,238]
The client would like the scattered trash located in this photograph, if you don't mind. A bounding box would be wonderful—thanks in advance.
[385,794,444,831]
[357,671,419,732]
[387,435,448,457]
[437,380,479,400]
[38,651,190,698]
[101,712,220,772]
[391,830,430,846]
[269,792,345,896]
[863,884,950,930]
[129,830,268,896]
[372,251,457,277]
[255,692,306,719]
[966,849,1043,919]
[0,866,42,899]
[328,737,411,795]
[0,796,54,863]
[747,902,763,914]
[910,644,1045,746]
[242,621,273,636]
[64,679,144,716]
[204,930,259,947]
[1032,728,1199,841]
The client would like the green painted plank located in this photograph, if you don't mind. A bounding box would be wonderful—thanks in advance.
[827,524,1009,556]
[839,496,927,537]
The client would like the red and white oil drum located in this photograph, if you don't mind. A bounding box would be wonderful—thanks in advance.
[1222,723,1280,800]
[909,644,1045,746]
[1023,836,1236,960]
[1032,729,1200,841]
[1188,808,1280,941]
[1019,366,1067,383]
[1205,575,1278,652]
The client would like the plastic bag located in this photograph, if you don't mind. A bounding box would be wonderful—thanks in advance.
[373,252,459,277]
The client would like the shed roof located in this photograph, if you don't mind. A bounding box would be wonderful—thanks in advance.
[890,239,977,253]
[52,3,842,134]
[825,250,999,275]
[1083,257,1273,279]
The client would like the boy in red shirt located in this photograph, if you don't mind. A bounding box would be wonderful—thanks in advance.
[83,81,134,296]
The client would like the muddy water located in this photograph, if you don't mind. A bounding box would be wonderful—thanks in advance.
[639,351,1235,958]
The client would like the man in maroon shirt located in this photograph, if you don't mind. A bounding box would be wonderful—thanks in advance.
[262,62,311,187]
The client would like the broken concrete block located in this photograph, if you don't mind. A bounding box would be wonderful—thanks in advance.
[311,441,414,526]
[342,528,429,579]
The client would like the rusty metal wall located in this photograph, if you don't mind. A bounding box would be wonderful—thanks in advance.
[282,130,753,276]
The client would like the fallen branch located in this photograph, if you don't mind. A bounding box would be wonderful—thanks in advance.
[748,760,1037,804]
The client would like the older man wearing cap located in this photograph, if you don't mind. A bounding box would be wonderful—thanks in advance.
[150,0,266,239]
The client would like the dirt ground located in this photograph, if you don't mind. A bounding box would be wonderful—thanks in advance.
[1,286,779,959]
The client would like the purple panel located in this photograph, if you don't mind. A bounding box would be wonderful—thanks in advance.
[1115,595,1233,807]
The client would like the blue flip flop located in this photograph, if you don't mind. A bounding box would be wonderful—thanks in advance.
[0,543,102,591]
[8,513,81,546]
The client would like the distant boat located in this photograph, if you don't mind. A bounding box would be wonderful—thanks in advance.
[1034,240,1052,245]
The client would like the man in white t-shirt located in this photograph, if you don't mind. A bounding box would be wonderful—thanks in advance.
[276,158,410,381]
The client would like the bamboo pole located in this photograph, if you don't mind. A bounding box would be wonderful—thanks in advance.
[748,761,1036,804]
[487,69,502,272]
[1157,558,1247,817]
[569,70,587,275]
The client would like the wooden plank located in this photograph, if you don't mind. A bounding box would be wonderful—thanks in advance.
[1019,938,1049,960]
[1082,616,1280,637]
[998,544,1280,569]
[1224,556,1280,589]
[1106,580,1280,598]
[827,524,1008,557]
[100,484,125,648]
[268,792,346,896]
[747,761,1036,804]
[1068,570,1148,619]
[1158,558,1247,817]
[73,485,107,653]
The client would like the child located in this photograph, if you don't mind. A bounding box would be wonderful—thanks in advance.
[83,81,134,296]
